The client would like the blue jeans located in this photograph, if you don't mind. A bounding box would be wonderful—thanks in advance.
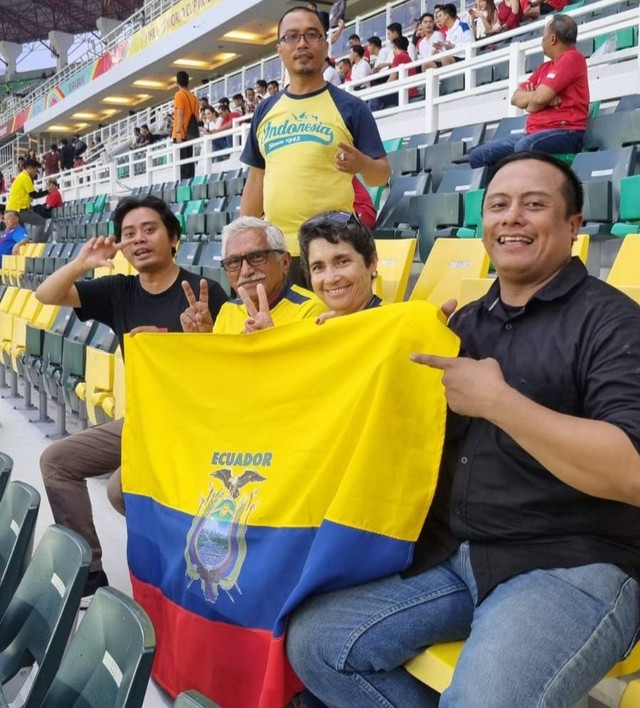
[286,543,640,708]
[468,129,584,169]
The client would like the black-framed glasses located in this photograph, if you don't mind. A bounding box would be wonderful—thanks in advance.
[279,31,325,44]
[221,248,284,273]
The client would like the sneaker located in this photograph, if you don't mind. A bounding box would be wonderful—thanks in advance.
[80,569,109,610]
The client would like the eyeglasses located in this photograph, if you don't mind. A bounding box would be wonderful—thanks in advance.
[305,211,367,230]
[221,248,284,273]
[279,31,325,44]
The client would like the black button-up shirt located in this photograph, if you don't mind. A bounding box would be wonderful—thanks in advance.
[411,258,640,603]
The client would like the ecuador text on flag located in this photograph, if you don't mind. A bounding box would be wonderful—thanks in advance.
[122,300,459,707]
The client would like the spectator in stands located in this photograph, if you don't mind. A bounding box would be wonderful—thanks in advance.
[423,3,473,68]
[0,210,29,256]
[160,113,174,136]
[172,70,199,179]
[418,13,446,67]
[73,135,88,159]
[36,195,228,605]
[298,211,380,315]
[497,0,523,31]
[41,144,61,176]
[139,124,156,146]
[211,102,239,152]
[352,176,376,228]
[308,1,330,33]
[232,93,247,115]
[33,178,63,219]
[467,0,501,38]
[347,33,370,61]
[469,15,588,168]
[245,87,257,113]
[201,105,221,135]
[374,22,417,73]
[287,152,640,708]
[369,36,418,111]
[337,57,352,82]
[0,169,5,194]
[240,6,389,260]
[5,157,47,242]
[523,0,568,20]
[198,95,210,121]
[181,217,325,334]
[267,80,280,96]
[367,35,383,68]
[59,138,75,170]
[350,45,372,87]
[255,79,268,101]
[434,4,448,35]
[323,57,342,86]
[131,126,143,148]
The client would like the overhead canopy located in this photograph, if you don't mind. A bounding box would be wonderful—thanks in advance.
[0,0,145,44]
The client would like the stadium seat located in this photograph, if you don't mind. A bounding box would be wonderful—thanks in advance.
[206,172,226,199]
[583,110,640,152]
[487,115,527,143]
[458,277,493,307]
[374,174,431,236]
[0,481,40,621]
[446,123,487,160]
[0,453,11,501]
[572,146,636,235]
[615,94,640,112]
[175,242,203,272]
[0,525,91,706]
[410,238,490,306]
[76,346,118,426]
[410,167,487,260]
[174,690,221,707]
[387,148,420,177]
[39,587,156,708]
[191,174,208,200]
[612,175,640,236]
[421,142,466,191]
[102,348,125,420]
[621,680,640,708]
[606,235,640,301]
[373,238,417,302]
[572,234,590,264]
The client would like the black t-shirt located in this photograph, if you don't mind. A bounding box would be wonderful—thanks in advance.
[60,145,75,170]
[74,267,227,352]
[411,258,640,602]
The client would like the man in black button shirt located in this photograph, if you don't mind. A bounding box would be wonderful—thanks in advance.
[36,195,227,607]
[286,153,640,707]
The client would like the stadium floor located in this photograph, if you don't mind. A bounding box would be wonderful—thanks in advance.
[0,390,173,707]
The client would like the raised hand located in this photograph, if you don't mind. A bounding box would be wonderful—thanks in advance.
[335,141,365,175]
[180,279,214,333]
[238,283,274,333]
[76,236,122,270]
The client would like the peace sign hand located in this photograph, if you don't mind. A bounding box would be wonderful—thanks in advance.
[238,283,274,333]
[180,279,214,333]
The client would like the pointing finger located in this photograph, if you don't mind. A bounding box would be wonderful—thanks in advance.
[410,354,457,369]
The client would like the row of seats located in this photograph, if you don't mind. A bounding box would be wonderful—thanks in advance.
[0,453,219,707]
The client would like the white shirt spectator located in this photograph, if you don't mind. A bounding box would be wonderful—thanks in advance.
[447,18,473,57]
[378,38,417,66]
[351,58,373,84]
[323,64,342,86]
[418,31,446,60]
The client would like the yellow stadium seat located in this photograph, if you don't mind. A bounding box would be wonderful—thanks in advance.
[607,235,640,290]
[0,288,32,352]
[621,678,640,708]
[76,347,116,426]
[1,256,16,286]
[9,243,46,287]
[373,239,417,303]
[458,277,494,308]
[404,636,640,695]
[0,287,19,313]
[2,292,42,363]
[572,234,589,264]
[410,239,490,307]
[615,285,640,304]
[10,304,59,374]
[102,348,125,420]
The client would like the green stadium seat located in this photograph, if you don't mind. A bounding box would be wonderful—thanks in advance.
[612,175,640,236]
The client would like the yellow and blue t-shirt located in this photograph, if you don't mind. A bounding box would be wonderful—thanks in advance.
[213,283,326,334]
[241,84,386,255]
[6,170,35,212]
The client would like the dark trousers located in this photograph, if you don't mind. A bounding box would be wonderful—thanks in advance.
[180,144,195,180]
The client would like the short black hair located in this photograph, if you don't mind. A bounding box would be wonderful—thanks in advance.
[348,33,361,42]
[112,196,182,249]
[267,80,279,90]
[232,93,244,102]
[339,57,351,68]
[441,3,458,19]
[393,36,409,51]
[50,144,58,150]
[387,22,402,35]
[486,152,584,217]
[176,71,189,88]
[298,212,377,281]
[141,124,149,130]
[367,35,382,49]
[24,158,40,169]
[421,12,435,21]
[351,44,365,58]
[278,6,324,38]
[256,79,267,89]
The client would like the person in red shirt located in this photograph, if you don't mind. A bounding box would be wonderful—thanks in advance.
[41,145,61,176]
[497,0,523,30]
[33,178,63,218]
[369,36,417,111]
[470,14,588,169]
[522,0,568,20]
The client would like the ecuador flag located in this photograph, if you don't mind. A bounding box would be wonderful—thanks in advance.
[122,301,459,707]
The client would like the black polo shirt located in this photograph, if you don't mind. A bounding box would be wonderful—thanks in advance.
[411,258,640,603]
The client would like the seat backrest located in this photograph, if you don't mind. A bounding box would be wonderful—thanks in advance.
[373,238,417,303]
[572,234,590,264]
[175,242,203,269]
[40,587,156,708]
[491,116,527,142]
[405,132,439,150]
[436,167,487,194]
[0,453,12,503]
[0,525,90,706]
[199,241,223,268]
[0,481,40,620]
[447,123,486,151]
[174,690,221,708]
[410,238,490,306]
[619,175,640,223]
[607,235,640,288]
[616,94,640,112]
[421,142,466,191]
[87,323,119,353]
[375,174,431,231]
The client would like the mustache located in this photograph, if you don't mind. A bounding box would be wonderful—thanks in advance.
[236,274,266,287]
